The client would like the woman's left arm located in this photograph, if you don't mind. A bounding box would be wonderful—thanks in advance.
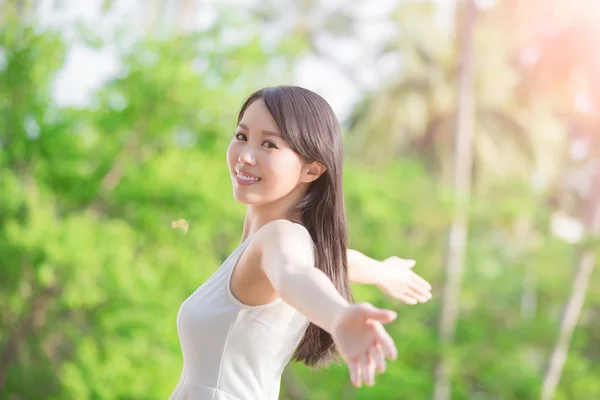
[347,249,433,304]
[347,249,388,285]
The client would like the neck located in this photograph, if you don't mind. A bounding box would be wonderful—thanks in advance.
[240,184,309,242]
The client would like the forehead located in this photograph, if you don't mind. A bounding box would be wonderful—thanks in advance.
[239,99,280,132]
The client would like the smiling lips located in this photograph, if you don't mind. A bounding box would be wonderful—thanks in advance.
[235,171,262,186]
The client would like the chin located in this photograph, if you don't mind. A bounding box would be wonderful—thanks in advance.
[232,190,267,205]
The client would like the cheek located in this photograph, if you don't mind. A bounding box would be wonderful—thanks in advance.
[264,153,303,184]
[226,144,237,171]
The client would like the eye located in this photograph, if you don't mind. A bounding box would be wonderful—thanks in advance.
[263,141,279,149]
[234,132,247,141]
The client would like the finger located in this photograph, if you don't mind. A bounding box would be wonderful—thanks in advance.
[360,303,398,323]
[411,272,432,291]
[349,361,362,388]
[407,287,429,303]
[396,293,418,305]
[411,281,433,299]
[373,323,398,360]
[370,343,386,373]
[408,280,432,300]
[361,353,376,387]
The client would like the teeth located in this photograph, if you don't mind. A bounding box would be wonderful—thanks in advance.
[237,172,260,181]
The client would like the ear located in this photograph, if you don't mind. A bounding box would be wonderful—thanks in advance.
[301,161,326,183]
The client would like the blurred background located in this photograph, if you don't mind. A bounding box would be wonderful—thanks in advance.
[1,0,599,399]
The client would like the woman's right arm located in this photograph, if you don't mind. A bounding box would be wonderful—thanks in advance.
[256,220,349,333]
[254,219,398,386]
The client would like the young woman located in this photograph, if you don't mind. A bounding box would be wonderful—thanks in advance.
[169,86,432,400]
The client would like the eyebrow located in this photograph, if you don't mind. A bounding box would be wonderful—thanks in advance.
[238,123,282,138]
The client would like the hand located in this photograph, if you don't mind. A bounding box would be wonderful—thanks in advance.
[331,303,398,388]
[376,256,432,305]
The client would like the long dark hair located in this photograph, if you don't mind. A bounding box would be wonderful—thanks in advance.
[237,85,353,368]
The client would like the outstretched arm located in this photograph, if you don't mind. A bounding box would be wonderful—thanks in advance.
[255,220,397,387]
[347,249,388,285]
[347,248,433,304]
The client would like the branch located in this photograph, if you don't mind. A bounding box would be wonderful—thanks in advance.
[540,159,600,400]
[99,133,140,196]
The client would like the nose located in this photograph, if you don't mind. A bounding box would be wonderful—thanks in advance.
[238,146,256,166]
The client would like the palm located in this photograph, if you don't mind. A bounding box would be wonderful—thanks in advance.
[377,256,432,304]
[332,307,381,361]
[377,267,412,294]
[331,303,398,387]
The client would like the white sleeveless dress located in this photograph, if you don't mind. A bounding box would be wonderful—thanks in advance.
[169,234,310,400]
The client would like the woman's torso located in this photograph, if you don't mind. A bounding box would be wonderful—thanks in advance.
[169,234,310,400]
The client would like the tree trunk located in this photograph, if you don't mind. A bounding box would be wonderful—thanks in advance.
[177,0,197,33]
[0,283,61,389]
[144,0,166,30]
[433,1,476,399]
[541,249,596,400]
[540,160,600,400]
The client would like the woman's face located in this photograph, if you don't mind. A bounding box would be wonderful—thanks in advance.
[226,98,311,206]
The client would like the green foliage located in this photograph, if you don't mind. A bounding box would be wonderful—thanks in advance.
[0,10,293,399]
[1,2,599,400]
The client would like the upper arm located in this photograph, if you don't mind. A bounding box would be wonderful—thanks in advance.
[254,220,315,292]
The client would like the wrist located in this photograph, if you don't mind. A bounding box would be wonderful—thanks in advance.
[330,302,352,334]
[353,252,388,285]
[372,265,389,286]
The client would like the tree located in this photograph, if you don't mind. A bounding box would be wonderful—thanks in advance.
[346,1,548,188]
[433,1,476,399]
[480,1,600,397]
[0,4,299,397]
[510,4,600,397]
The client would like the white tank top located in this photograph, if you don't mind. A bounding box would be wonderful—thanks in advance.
[169,234,310,400]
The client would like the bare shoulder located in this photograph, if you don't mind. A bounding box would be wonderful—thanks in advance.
[256,219,311,241]
[254,219,314,268]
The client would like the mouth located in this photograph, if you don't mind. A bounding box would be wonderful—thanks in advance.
[235,171,262,186]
